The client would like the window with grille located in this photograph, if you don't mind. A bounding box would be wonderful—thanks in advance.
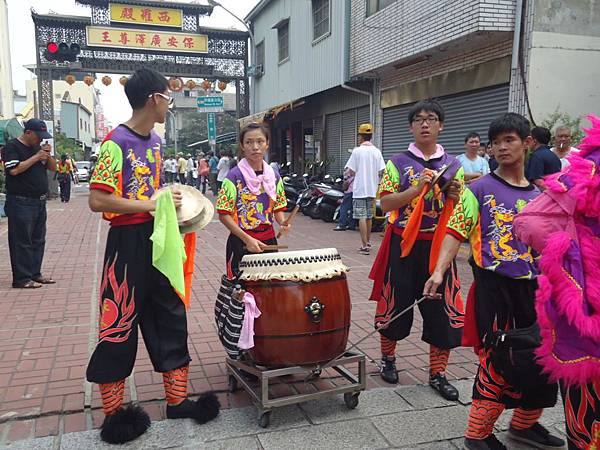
[256,40,265,74]
[366,0,397,16]
[312,0,330,41]
[277,20,289,63]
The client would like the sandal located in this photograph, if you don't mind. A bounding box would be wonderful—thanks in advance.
[13,280,42,289]
[32,276,56,284]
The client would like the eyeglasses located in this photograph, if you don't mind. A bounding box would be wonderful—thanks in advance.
[412,116,440,126]
[149,92,174,106]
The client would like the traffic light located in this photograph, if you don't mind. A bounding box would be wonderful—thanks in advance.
[44,42,81,62]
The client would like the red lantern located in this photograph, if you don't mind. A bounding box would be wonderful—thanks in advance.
[119,76,128,86]
[186,79,197,90]
[102,75,112,86]
[218,81,227,92]
[202,79,212,91]
[169,77,184,92]
[83,75,95,86]
[65,74,76,85]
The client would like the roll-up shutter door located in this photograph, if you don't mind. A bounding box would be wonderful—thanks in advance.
[313,116,323,141]
[326,112,342,175]
[357,106,370,127]
[340,109,357,175]
[382,104,411,160]
[382,84,510,160]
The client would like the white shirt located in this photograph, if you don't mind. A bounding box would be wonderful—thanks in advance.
[551,146,580,169]
[217,157,230,182]
[170,159,178,173]
[345,142,386,199]
[186,158,195,172]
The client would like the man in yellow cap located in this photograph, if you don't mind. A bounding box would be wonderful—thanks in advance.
[344,123,386,254]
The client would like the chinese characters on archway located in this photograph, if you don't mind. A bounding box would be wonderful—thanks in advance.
[87,26,208,53]
[109,4,183,28]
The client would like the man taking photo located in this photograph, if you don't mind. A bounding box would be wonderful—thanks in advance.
[3,118,57,289]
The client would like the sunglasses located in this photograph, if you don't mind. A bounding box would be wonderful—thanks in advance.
[149,92,174,106]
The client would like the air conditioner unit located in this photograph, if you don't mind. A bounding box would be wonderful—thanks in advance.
[248,64,264,78]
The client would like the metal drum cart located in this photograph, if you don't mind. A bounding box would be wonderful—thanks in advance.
[226,351,366,428]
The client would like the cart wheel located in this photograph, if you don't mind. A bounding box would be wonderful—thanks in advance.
[344,392,359,409]
[228,375,238,393]
[258,410,272,428]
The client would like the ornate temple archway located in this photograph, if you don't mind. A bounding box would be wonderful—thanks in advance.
[32,0,249,123]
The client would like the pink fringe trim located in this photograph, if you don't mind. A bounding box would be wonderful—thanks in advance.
[579,115,600,155]
[538,231,600,339]
[536,231,600,385]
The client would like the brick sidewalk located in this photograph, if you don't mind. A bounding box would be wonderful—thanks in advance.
[0,187,477,443]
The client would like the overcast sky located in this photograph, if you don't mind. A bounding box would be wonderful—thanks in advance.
[6,0,260,124]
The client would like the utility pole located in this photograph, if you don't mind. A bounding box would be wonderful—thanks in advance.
[167,110,177,155]
[207,0,256,114]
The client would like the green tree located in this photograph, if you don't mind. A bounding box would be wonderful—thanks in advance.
[540,109,584,147]
[54,132,84,160]
[174,111,238,155]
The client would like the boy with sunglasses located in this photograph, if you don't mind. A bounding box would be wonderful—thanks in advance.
[86,68,219,444]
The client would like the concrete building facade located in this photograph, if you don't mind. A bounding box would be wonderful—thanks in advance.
[247,0,599,170]
[349,0,600,158]
[245,0,371,175]
[60,100,94,153]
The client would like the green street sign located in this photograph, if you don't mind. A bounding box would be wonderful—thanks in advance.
[207,113,216,145]
[197,96,224,113]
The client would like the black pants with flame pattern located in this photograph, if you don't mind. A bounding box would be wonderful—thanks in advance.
[471,265,557,410]
[86,221,191,384]
[375,235,464,348]
[561,381,600,450]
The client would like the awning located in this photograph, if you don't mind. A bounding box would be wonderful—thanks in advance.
[238,99,305,128]
[187,132,238,148]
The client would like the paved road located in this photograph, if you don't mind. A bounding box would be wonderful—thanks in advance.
[0,185,480,445]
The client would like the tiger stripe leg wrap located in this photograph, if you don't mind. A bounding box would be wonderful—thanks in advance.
[511,408,543,430]
[163,365,189,406]
[429,345,450,376]
[465,399,505,440]
[100,379,125,416]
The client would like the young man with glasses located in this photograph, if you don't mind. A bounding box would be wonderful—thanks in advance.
[86,68,219,444]
[369,99,465,401]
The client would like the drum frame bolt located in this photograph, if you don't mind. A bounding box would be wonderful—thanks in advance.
[305,297,325,323]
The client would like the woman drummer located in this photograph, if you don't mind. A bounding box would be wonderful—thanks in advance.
[216,123,289,278]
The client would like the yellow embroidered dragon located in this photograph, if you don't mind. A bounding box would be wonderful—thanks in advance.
[126,149,152,200]
[485,195,532,264]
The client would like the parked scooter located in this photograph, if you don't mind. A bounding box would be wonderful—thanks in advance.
[316,176,344,222]
[300,174,335,219]
[282,172,308,212]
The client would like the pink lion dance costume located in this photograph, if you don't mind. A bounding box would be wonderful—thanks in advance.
[520,116,600,449]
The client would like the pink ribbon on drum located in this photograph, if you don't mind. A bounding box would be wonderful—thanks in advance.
[238,292,261,350]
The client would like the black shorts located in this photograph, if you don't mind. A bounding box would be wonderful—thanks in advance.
[374,234,464,348]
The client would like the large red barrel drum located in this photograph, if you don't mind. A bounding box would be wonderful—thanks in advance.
[239,248,351,366]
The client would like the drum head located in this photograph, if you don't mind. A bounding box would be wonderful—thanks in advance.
[239,248,348,282]
[151,184,214,233]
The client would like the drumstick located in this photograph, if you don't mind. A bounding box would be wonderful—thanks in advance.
[277,205,300,238]
[242,244,289,251]
[261,244,288,251]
